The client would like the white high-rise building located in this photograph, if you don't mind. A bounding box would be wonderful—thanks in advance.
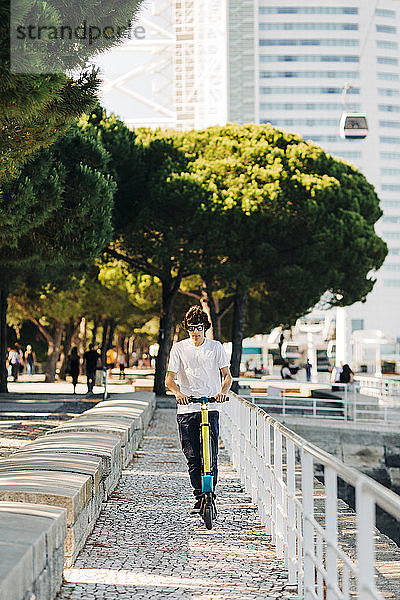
[236,0,400,341]
[95,1,228,129]
[96,0,400,340]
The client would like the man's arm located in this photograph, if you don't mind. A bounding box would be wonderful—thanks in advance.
[215,365,232,402]
[165,370,189,405]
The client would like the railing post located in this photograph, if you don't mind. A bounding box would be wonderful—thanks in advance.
[325,466,338,600]
[274,426,284,558]
[354,391,358,423]
[264,417,272,536]
[251,410,258,503]
[301,449,315,600]
[256,411,265,523]
[343,385,348,421]
[286,439,297,586]
[103,368,108,400]
[244,405,251,494]
[239,402,246,484]
[356,481,376,600]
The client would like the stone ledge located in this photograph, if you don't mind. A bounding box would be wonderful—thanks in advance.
[0,471,92,525]
[17,432,122,493]
[0,502,66,600]
[45,416,136,468]
[0,392,156,598]
[0,452,103,495]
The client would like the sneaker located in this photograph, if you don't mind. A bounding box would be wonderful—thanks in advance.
[189,499,202,515]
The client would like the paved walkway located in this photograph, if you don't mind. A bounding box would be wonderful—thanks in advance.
[57,408,296,600]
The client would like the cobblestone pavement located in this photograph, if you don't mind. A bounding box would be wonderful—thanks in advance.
[57,408,297,600]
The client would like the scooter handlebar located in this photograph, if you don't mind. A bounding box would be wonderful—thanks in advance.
[187,396,229,403]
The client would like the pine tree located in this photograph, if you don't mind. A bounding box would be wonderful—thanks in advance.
[0,124,116,389]
[0,0,144,183]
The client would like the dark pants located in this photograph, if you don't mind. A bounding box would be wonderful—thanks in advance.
[11,364,18,381]
[177,411,219,499]
[87,369,96,392]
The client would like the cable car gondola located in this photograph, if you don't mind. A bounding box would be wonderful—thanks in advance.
[339,112,368,140]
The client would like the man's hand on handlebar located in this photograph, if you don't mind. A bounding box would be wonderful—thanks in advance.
[215,393,228,403]
[176,392,190,405]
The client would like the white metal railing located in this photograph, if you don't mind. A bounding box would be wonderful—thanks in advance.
[234,378,400,424]
[355,375,400,402]
[101,368,108,400]
[221,392,400,600]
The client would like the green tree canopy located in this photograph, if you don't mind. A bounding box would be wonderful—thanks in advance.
[81,113,387,394]
[84,110,214,394]
[0,0,143,184]
[0,124,116,389]
[161,124,387,380]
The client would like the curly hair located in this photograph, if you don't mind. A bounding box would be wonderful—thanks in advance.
[182,305,211,332]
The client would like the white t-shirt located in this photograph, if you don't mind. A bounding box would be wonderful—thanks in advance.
[168,338,230,414]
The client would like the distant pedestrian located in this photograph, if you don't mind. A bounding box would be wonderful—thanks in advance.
[83,343,99,394]
[289,361,299,376]
[340,364,354,384]
[280,362,293,380]
[247,358,256,373]
[68,347,80,394]
[15,343,24,375]
[255,363,266,376]
[106,346,117,380]
[331,361,344,391]
[117,350,126,380]
[8,346,20,381]
[24,345,36,375]
[305,359,312,382]
[131,351,138,367]
[6,347,12,378]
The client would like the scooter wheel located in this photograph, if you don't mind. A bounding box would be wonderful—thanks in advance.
[203,504,213,530]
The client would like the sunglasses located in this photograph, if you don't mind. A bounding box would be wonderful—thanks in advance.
[187,324,204,331]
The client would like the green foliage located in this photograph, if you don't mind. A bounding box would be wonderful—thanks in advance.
[87,112,210,282]
[158,123,387,321]
[97,260,161,340]
[0,0,144,184]
[79,114,387,350]
[0,124,115,272]
[81,105,141,229]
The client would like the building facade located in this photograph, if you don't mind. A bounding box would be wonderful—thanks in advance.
[96,0,400,339]
[236,0,400,340]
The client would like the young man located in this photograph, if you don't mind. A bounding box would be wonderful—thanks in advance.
[165,305,232,514]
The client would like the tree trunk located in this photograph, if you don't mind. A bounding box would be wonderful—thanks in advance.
[0,286,8,393]
[154,276,181,396]
[101,319,109,366]
[128,336,135,367]
[80,317,87,357]
[230,283,248,393]
[92,317,98,345]
[121,335,127,355]
[213,296,223,342]
[200,280,217,340]
[45,322,64,383]
[107,318,116,350]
